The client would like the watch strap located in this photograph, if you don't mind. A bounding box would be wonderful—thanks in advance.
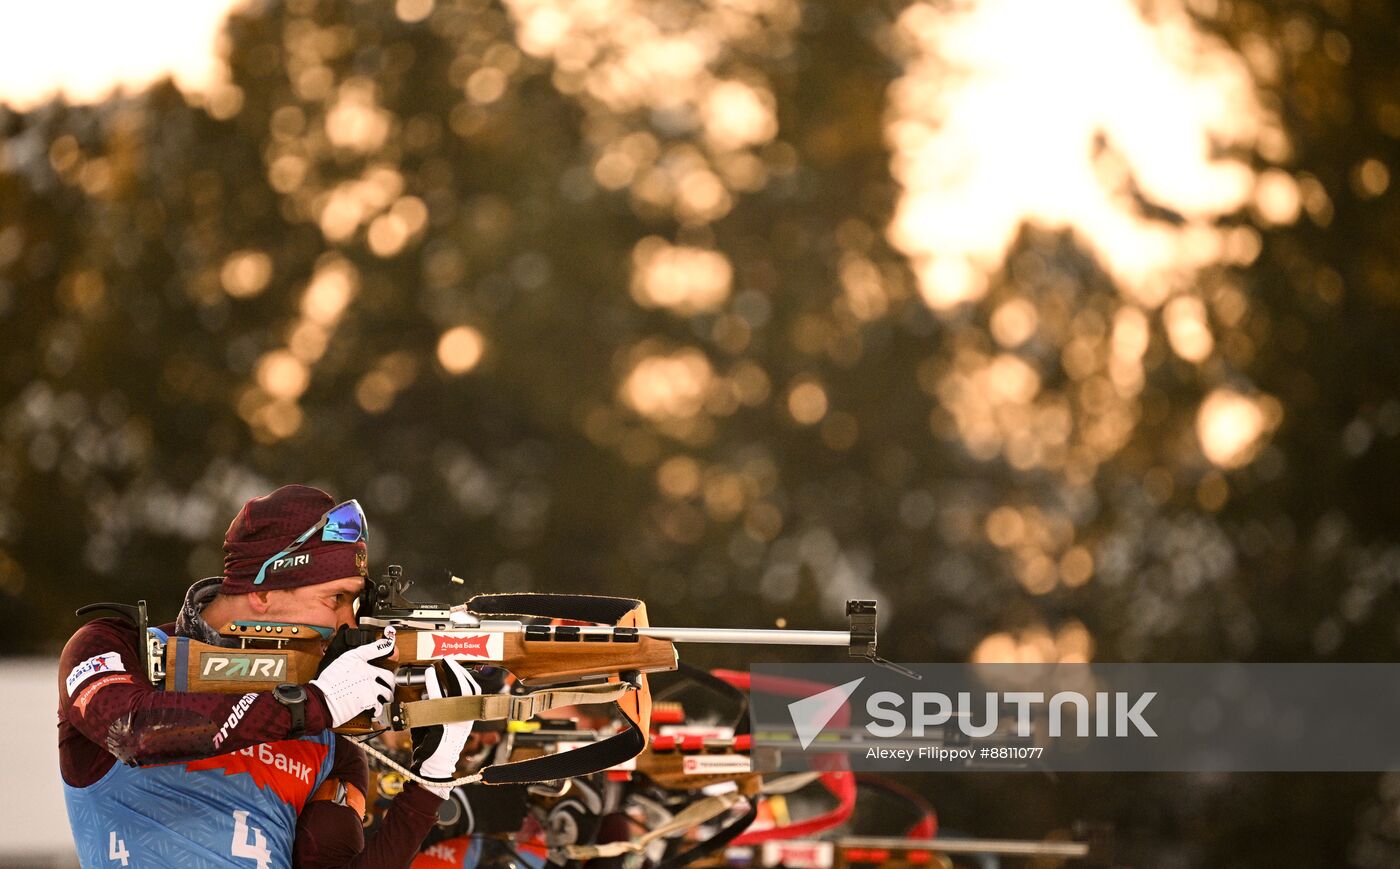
[276,684,307,738]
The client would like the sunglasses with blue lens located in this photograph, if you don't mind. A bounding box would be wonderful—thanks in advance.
[253,499,368,586]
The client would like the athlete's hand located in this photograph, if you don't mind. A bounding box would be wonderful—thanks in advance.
[309,627,396,727]
[444,783,530,835]
[411,658,480,799]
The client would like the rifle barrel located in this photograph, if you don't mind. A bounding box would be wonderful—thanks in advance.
[838,835,1090,858]
[637,627,852,646]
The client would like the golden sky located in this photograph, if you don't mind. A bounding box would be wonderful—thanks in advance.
[0,0,242,108]
[0,0,1283,478]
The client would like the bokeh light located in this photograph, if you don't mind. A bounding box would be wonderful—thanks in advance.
[1196,388,1278,469]
[437,326,485,375]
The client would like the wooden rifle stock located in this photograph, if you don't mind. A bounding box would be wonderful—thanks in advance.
[382,625,677,682]
[164,619,677,734]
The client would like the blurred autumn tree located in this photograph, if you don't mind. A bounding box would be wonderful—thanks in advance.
[3,0,1400,862]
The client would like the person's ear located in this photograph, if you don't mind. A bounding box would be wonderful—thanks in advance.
[247,591,272,616]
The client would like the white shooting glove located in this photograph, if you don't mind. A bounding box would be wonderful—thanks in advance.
[309,627,397,728]
[410,658,480,798]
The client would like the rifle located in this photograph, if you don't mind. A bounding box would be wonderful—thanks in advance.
[728,830,1111,868]
[489,667,856,868]
[81,565,902,784]
[498,723,764,790]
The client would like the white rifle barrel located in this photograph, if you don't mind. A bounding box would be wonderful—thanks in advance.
[634,626,852,646]
[390,619,853,646]
[838,835,1091,858]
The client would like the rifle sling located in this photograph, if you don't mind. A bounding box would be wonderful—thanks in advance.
[561,792,746,860]
[656,799,759,869]
[482,710,645,785]
[468,592,643,625]
[392,682,633,729]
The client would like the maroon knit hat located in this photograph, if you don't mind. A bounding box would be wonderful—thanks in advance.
[220,484,369,595]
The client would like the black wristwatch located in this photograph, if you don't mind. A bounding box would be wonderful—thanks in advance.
[272,683,308,738]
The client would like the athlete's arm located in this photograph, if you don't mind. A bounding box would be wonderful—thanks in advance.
[293,737,444,868]
[59,618,334,780]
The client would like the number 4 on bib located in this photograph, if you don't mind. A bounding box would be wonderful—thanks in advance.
[231,810,272,869]
[108,831,129,866]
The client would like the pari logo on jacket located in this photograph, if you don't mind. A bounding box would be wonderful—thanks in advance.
[66,652,125,696]
[418,632,504,661]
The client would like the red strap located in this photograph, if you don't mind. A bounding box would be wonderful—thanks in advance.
[733,770,856,844]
